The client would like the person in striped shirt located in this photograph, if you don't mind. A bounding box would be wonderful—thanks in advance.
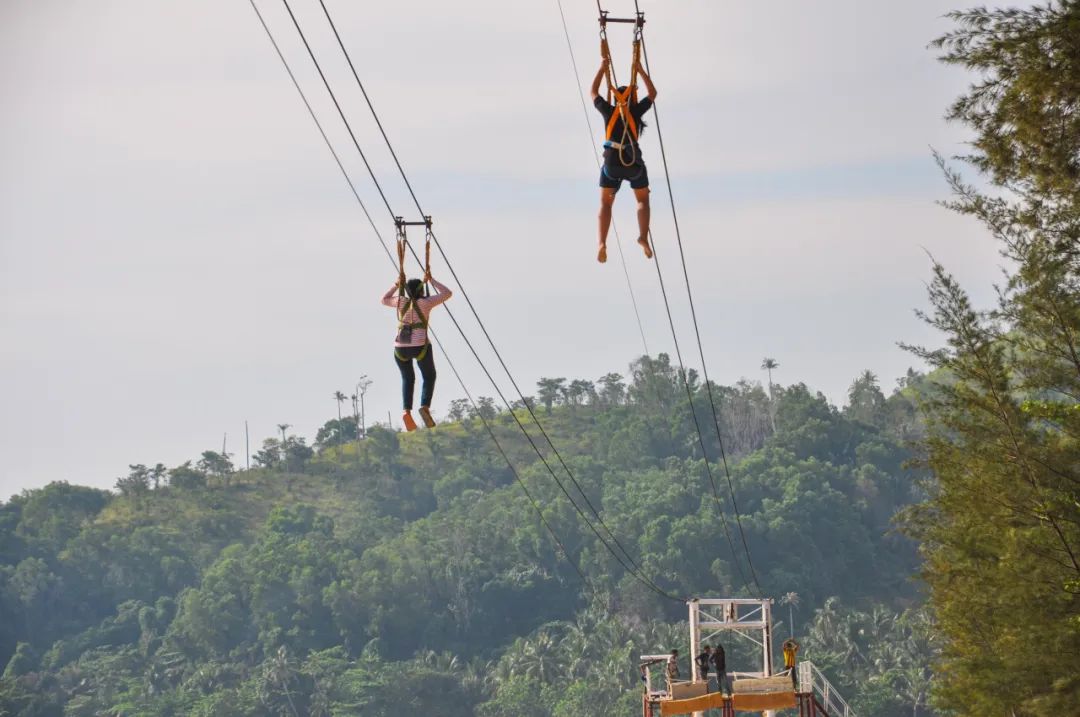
[381,273,452,431]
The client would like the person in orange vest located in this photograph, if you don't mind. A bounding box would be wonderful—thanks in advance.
[782,638,799,687]
[589,58,658,264]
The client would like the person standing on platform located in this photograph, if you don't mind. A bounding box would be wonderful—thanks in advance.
[665,648,680,694]
[712,642,729,696]
[695,645,712,690]
[783,638,800,687]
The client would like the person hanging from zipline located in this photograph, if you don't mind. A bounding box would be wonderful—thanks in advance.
[590,49,657,264]
[381,226,452,432]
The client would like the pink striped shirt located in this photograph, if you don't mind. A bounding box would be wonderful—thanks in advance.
[381,278,452,348]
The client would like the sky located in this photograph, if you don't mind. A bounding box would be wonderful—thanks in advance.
[1,0,1008,497]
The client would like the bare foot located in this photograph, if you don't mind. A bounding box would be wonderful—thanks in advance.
[597,244,608,263]
[637,236,653,259]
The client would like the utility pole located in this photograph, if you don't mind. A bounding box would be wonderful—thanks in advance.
[356,376,373,439]
[245,421,250,470]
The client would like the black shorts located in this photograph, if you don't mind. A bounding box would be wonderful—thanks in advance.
[599,162,649,191]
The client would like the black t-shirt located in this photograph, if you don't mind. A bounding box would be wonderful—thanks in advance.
[696,652,712,673]
[712,646,726,671]
[594,95,653,161]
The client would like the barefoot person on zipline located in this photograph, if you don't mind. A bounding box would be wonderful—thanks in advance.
[590,55,657,264]
[381,234,452,431]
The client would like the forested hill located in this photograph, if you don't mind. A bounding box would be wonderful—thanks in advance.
[0,356,935,716]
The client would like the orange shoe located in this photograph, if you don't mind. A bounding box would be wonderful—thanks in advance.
[402,411,418,432]
[418,406,436,428]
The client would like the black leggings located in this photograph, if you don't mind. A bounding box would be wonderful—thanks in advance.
[395,344,436,410]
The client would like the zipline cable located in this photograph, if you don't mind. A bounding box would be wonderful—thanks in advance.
[284,0,673,603]
[648,240,752,593]
[246,0,593,592]
[308,0,685,602]
[258,0,682,603]
[554,0,649,358]
[633,0,762,592]
[588,0,751,594]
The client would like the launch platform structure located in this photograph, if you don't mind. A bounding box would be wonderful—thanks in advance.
[640,597,856,717]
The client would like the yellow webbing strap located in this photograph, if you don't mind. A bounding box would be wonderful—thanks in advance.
[395,344,429,362]
[659,692,727,716]
[732,691,797,711]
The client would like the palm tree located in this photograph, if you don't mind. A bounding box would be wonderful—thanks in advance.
[780,591,800,638]
[150,463,167,490]
[277,424,290,463]
[333,391,346,420]
[760,358,779,395]
[261,645,299,717]
[519,631,560,684]
[760,357,779,432]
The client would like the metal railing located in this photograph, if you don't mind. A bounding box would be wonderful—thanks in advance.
[798,661,856,717]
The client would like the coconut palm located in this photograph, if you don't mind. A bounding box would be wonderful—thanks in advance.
[277,424,291,464]
[780,591,800,638]
[333,391,346,420]
[760,358,779,431]
[260,645,299,717]
[515,631,561,685]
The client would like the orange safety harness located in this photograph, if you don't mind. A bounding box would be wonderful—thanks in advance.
[599,11,644,167]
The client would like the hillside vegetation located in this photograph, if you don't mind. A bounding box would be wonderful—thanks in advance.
[1,358,932,715]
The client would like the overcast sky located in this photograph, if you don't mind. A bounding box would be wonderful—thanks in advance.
[1,0,1007,497]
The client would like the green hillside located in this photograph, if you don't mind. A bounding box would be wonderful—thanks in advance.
[3,2,1078,715]
[0,359,931,716]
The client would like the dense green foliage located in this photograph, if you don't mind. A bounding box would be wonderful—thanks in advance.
[1,359,933,715]
[902,2,1080,715]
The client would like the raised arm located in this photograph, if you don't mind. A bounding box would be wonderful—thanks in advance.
[380,282,401,307]
[637,63,657,100]
[590,60,608,101]
[424,276,453,307]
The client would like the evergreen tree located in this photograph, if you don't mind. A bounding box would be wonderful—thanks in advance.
[904,3,1080,714]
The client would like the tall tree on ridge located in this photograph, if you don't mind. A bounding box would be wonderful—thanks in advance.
[761,357,779,432]
[536,378,566,413]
